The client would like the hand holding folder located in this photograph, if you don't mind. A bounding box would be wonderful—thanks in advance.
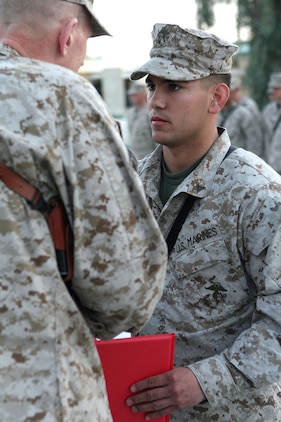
[95,333,176,422]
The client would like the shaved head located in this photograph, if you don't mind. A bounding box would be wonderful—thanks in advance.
[0,0,85,27]
[0,0,92,71]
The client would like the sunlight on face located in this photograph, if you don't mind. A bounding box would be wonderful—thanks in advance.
[146,76,211,148]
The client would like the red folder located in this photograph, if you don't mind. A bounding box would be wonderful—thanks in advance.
[95,333,176,422]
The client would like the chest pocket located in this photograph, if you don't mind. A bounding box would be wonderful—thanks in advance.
[174,237,229,277]
[171,236,250,319]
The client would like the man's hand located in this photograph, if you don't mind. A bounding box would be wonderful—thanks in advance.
[126,367,206,420]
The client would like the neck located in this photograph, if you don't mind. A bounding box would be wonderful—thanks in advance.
[0,38,27,56]
[162,130,219,173]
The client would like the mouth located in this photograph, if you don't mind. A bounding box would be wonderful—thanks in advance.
[151,115,168,125]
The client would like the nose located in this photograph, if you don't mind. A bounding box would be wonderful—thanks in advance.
[148,88,166,109]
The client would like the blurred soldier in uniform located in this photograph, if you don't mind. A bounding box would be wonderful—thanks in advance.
[126,81,156,159]
[0,1,167,421]
[125,23,281,421]
[218,74,265,158]
[262,72,281,171]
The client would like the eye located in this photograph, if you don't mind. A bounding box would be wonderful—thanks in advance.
[146,82,155,92]
[169,83,181,91]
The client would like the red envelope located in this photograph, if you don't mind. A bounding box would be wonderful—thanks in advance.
[95,333,176,422]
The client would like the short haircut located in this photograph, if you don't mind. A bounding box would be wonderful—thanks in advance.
[201,74,231,89]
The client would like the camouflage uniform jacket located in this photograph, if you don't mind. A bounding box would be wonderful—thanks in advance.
[218,102,265,158]
[126,105,156,159]
[138,129,281,421]
[0,44,167,422]
[262,101,281,172]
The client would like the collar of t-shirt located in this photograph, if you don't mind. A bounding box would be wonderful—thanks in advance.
[159,155,203,205]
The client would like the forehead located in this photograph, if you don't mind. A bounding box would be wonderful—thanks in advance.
[146,75,185,84]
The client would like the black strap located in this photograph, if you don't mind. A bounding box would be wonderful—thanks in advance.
[272,113,281,135]
[166,194,196,256]
[224,144,237,158]
[165,145,236,256]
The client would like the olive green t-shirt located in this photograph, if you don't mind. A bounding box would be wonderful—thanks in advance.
[159,156,203,205]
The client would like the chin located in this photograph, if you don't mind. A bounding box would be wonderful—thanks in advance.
[152,134,165,144]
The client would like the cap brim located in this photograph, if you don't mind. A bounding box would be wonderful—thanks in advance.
[89,15,111,37]
[130,57,206,81]
[88,16,110,37]
[84,4,111,37]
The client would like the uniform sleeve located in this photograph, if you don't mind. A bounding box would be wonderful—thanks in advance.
[58,80,167,339]
[188,186,281,406]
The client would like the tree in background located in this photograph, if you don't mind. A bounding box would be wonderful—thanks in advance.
[195,0,281,109]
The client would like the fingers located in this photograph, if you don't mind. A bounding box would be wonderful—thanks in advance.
[126,395,173,420]
[127,386,170,407]
[126,367,207,419]
[130,372,168,393]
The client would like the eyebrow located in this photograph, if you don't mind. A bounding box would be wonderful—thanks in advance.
[146,76,181,84]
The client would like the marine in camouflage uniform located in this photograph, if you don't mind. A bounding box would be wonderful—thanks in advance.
[218,75,265,158]
[126,23,281,421]
[0,2,167,421]
[262,72,281,172]
[126,82,156,159]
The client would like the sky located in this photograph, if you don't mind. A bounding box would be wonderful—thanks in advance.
[84,0,239,73]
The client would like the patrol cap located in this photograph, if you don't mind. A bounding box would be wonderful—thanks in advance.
[127,81,147,95]
[131,23,238,81]
[268,72,281,89]
[61,0,110,37]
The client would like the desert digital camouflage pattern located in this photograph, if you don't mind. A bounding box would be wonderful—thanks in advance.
[131,23,238,82]
[264,103,281,172]
[0,44,167,421]
[139,129,281,421]
[268,72,281,91]
[263,73,281,172]
[217,104,265,157]
[263,72,281,170]
[126,106,155,159]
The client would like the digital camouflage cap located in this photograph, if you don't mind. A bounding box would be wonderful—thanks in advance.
[61,0,109,37]
[230,75,242,91]
[268,72,281,89]
[131,23,238,81]
[127,81,147,95]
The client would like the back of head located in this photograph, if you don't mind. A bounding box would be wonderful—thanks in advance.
[0,0,109,38]
[130,23,238,82]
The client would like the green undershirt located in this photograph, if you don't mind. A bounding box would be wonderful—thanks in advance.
[159,156,203,205]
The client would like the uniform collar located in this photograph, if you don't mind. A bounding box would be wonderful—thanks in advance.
[0,43,21,58]
[139,128,232,200]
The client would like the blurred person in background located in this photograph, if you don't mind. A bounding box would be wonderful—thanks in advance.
[126,81,156,159]
[218,74,265,158]
[0,1,167,421]
[262,72,281,171]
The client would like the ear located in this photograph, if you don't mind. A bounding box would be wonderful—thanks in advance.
[208,84,230,114]
[58,18,78,56]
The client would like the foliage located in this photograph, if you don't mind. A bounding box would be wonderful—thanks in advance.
[196,0,216,27]
[196,0,281,109]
